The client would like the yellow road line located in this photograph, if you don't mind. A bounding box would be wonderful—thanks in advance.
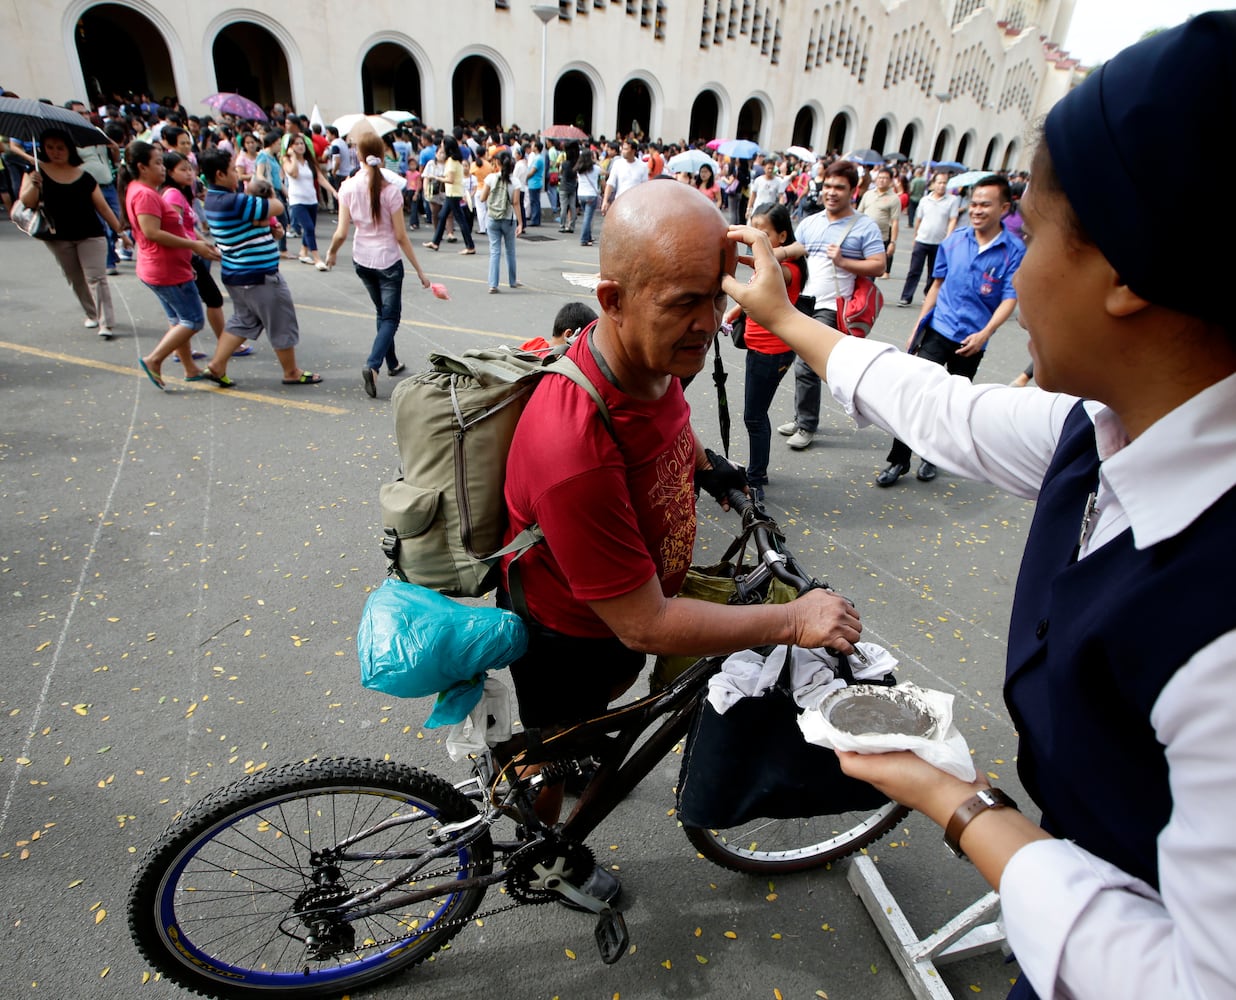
[0,340,348,415]
[297,303,525,342]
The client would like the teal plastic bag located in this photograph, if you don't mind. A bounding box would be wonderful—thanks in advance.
[357,578,527,727]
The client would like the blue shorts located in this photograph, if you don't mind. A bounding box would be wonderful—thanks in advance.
[144,279,206,332]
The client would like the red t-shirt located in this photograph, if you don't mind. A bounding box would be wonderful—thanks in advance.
[742,263,802,355]
[126,182,193,286]
[502,335,696,637]
[311,132,330,159]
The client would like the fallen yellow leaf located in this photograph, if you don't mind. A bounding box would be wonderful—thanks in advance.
[95,909,106,925]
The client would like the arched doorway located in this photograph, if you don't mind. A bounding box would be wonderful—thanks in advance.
[616,78,652,139]
[791,106,815,148]
[981,136,1000,170]
[956,130,976,167]
[689,90,721,144]
[735,98,764,143]
[361,43,422,116]
[931,127,953,161]
[452,56,500,127]
[870,117,891,154]
[826,113,849,156]
[898,123,917,157]
[553,71,594,134]
[74,4,176,105]
[1002,139,1018,169]
[213,22,291,112]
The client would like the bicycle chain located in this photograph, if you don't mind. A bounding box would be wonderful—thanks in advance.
[323,851,563,956]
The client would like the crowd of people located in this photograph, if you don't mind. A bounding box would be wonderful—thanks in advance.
[3,88,1033,403]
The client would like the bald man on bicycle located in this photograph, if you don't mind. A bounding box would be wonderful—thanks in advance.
[500,181,861,902]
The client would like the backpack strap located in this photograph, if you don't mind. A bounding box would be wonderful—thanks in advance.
[500,353,614,620]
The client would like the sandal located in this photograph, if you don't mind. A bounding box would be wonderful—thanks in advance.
[422,242,439,251]
[282,372,324,385]
[138,358,165,391]
[298,255,314,264]
[459,248,476,255]
[202,368,237,389]
[231,344,254,357]
[387,363,407,376]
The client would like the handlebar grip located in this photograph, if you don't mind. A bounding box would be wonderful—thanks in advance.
[726,488,753,513]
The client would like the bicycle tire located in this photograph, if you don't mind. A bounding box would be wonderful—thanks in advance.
[128,757,493,999]
[683,801,910,874]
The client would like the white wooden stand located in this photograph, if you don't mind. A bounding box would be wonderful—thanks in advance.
[847,855,1010,1000]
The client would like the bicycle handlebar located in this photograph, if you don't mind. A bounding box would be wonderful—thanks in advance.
[725,489,817,595]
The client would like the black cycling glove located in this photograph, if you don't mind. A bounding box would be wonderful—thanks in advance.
[694,448,748,505]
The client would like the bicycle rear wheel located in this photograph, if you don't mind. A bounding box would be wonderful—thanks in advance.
[683,801,909,874]
[128,757,493,999]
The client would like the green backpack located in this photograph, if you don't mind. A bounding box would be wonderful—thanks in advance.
[487,177,511,220]
[380,347,611,598]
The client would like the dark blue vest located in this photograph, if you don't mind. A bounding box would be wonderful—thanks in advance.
[1006,402,1236,890]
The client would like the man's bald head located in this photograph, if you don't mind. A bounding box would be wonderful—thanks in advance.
[600,182,729,289]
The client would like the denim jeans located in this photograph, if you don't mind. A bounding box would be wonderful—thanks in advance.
[144,278,206,331]
[791,307,836,432]
[527,186,543,226]
[289,203,319,251]
[97,182,121,268]
[487,217,517,288]
[744,348,795,487]
[432,196,474,249]
[354,259,404,372]
[578,197,597,243]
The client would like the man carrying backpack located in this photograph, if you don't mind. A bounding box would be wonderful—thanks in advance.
[499,181,863,904]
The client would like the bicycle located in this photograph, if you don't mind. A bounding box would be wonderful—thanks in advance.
[127,491,909,999]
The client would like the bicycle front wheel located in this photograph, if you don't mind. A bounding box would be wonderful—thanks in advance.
[128,757,493,999]
[683,801,909,874]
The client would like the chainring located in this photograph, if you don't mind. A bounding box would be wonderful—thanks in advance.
[505,840,596,905]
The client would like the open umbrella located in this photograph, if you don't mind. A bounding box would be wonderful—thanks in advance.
[705,138,726,150]
[717,138,761,159]
[666,149,720,176]
[946,170,993,193]
[201,92,267,121]
[884,151,908,162]
[381,110,418,124]
[0,97,109,147]
[541,124,589,141]
[932,160,968,173]
[844,148,884,166]
[333,114,396,139]
[783,145,816,162]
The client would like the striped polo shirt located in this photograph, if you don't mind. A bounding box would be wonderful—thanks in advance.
[204,187,280,285]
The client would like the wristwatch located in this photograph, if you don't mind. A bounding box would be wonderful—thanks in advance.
[944,787,1018,861]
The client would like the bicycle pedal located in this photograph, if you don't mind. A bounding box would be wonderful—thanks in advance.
[594,908,629,965]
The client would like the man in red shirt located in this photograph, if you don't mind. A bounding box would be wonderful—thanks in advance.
[501,181,863,902]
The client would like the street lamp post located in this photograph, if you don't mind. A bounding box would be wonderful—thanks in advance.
[532,4,558,133]
[928,91,952,172]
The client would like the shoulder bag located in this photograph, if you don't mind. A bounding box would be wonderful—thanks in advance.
[11,156,56,240]
[832,215,884,338]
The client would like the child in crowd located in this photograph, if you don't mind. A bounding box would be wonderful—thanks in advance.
[519,301,598,356]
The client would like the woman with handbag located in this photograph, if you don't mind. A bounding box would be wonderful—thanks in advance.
[325,131,431,399]
[120,140,220,389]
[18,129,130,340]
[574,147,601,247]
[422,136,475,254]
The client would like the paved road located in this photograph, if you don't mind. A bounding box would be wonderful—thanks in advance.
[0,203,1035,999]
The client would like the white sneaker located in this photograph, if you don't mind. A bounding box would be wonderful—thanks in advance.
[776,421,798,436]
[83,318,99,329]
[98,326,114,340]
[786,429,814,450]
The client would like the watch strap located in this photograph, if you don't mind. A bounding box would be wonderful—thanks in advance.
[944,787,1018,861]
